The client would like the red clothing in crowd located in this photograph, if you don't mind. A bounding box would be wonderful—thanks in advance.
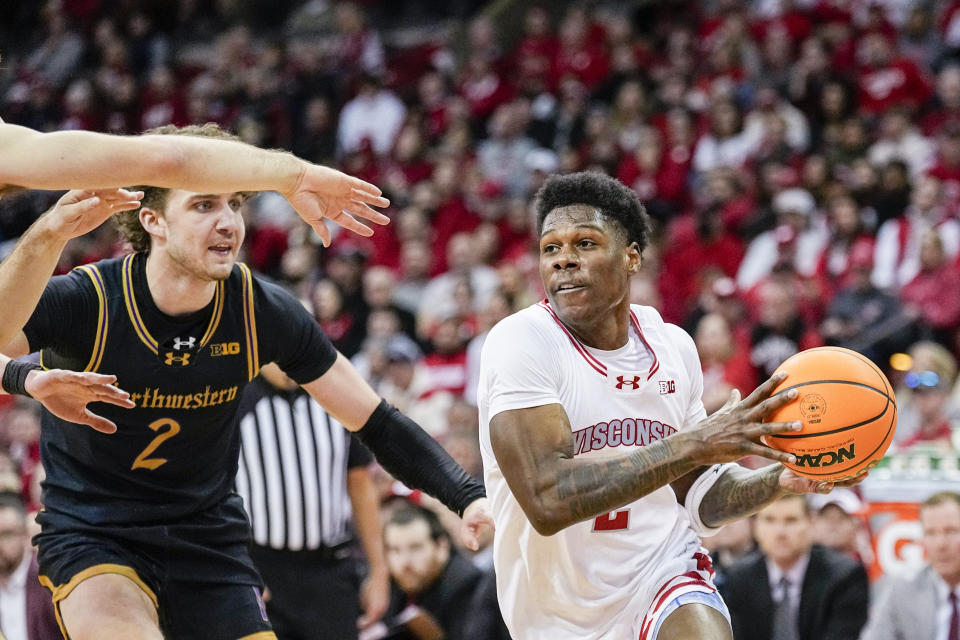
[858,57,932,115]
[900,263,960,331]
[660,216,744,322]
[418,350,469,399]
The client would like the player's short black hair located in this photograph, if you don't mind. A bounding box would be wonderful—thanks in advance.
[386,503,449,544]
[535,171,651,252]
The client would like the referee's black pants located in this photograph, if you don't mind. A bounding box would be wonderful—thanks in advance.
[250,543,361,640]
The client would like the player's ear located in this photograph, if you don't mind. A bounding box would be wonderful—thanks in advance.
[625,241,641,274]
[139,206,165,239]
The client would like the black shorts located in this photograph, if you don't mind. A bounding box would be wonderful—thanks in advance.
[35,494,275,640]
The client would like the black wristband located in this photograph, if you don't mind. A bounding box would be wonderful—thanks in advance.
[356,399,486,517]
[1,360,41,398]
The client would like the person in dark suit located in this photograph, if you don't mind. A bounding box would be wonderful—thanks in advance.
[0,493,59,640]
[721,493,869,640]
[380,504,482,640]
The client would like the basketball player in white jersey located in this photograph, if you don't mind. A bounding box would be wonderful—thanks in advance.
[478,172,863,640]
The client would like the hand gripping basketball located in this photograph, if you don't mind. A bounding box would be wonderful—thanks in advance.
[761,347,898,482]
[685,371,803,467]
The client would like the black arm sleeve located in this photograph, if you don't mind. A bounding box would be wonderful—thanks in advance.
[356,399,486,517]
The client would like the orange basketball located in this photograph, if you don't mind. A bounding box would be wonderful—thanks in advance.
[762,347,897,482]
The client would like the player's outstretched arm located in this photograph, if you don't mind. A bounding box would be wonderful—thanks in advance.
[0,354,134,433]
[0,122,390,246]
[302,354,493,550]
[489,372,802,536]
[0,189,143,350]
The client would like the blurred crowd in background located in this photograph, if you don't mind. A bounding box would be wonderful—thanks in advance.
[2,0,960,636]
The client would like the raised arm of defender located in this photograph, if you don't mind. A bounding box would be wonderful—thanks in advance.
[489,372,802,536]
[0,122,389,245]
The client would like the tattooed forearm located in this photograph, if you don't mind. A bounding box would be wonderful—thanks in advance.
[553,437,697,524]
[699,464,786,527]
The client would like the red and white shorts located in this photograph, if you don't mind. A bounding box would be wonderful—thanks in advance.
[635,550,730,640]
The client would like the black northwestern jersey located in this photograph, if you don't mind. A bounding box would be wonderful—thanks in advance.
[23,252,337,525]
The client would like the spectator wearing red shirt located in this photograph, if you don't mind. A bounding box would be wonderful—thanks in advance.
[615,127,690,222]
[551,7,610,91]
[512,6,558,90]
[920,61,960,136]
[900,229,960,344]
[856,32,932,116]
[695,312,757,415]
[926,122,960,217]
[459,53,513,125]
[814,193,877,300]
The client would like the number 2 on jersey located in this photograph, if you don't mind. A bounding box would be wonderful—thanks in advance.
[593,509,630,531]
[131,418,181,471]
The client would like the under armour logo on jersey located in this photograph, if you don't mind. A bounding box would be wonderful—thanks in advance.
[615,375,641,390]
[164,352,192,367]
[659,380,676,395]
[172,336,196,351]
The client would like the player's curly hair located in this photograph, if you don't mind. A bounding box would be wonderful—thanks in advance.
[113,123,248,252]
[534,171,651,253]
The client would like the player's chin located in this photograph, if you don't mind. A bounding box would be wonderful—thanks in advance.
[204,261,235,281]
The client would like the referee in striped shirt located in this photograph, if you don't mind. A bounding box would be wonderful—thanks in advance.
[236,362,389,640]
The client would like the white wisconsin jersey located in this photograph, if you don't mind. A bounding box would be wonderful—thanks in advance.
[478,302,709,639]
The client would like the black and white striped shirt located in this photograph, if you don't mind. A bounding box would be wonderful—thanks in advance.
[235,378,373,551]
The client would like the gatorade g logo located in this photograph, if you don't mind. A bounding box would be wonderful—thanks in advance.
[794,444,855,468]
[800,393,826,424]
[615,375,641,390]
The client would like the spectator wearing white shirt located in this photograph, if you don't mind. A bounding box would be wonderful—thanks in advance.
[337,73,406,157]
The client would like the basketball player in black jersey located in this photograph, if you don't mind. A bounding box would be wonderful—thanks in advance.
[0,124,492,640]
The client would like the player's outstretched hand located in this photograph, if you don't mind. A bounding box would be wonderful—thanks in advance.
[282,164,390,247]
[459,497,495,552]
[685,372,803,467]
[25,369,135,434]
[44,189,144,240]
[357,568,390,630]
[778,466,870,495]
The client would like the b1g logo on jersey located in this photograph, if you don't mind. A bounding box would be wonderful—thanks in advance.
[659,380,676,395]
[209,342,241,357]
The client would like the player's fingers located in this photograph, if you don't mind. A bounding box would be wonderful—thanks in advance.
[742,371,788,407]
[313,221,331,248]
[333,210,375,237]
[747,419,802,439]
[742,442,796,465]
[94,387,136,408]
[81,409,117,434]
[75,372,118,386]
[350,187,390,209]
[348,176,383,198]
[347,201,391,225]
[748,387,799,420]
[716,389,741,415]
[460,525,480,552]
